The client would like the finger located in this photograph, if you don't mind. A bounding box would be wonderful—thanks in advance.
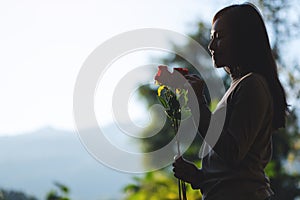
[184,74,201,80]
[172,167,182,174]
[184,77,205,86]
[174,154,182,160]
[173,162,184,170]
[172,161,181,168]
[173,173,180,179]
[191,74,201,78]
[184,75,198,81]
[176,156,185,162]
[174,155,180,161]
[184,73,199,77]
[173,171,185,180]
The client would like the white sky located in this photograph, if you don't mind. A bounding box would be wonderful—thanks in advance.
[0,0,229,135]
[2,0,297,135]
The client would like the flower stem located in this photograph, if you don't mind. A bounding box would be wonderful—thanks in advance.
[174,118,187,199]
[178,179,182,200]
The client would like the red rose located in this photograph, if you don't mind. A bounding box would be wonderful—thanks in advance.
[174,68,189,76]
[154,65,188,88]
[154,65,172,86]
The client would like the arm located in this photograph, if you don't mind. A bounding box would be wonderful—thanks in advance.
[184,75,212,137]
[172,75,210,189]
[197,97,211,138]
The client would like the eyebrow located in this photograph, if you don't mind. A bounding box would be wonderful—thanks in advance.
[210,30,225,34]
[210,30,225,38]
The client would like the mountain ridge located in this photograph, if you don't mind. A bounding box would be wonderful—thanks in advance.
[0,125,141,200]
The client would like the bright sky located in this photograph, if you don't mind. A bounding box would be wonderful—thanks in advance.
[0,0,230,135]
[2,0,297,136]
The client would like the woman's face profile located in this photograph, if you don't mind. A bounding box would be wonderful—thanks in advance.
[208,17,235,68]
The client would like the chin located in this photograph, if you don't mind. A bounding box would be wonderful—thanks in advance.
[212,55,228,68]
[213,60,225,68]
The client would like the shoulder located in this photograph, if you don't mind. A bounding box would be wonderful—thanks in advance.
[237,72,269,93]
[230,72,271,104]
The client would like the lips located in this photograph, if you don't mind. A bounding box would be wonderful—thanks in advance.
[211,54,219,66]
[212,54,216,60]
[211,52,219,60]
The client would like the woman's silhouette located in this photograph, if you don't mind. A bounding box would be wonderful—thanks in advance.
[173,3,288,200]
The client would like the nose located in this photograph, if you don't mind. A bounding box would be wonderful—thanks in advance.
[208,39,216,53]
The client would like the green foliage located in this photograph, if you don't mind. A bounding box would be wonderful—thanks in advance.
[46,182,70,200]
[265,161,277,178]
[0,189,37,200]
[269,109,300,199]
[0,183,72,200]
[157,95,168,109]
[158,86,191,121]
[124,170,202,200]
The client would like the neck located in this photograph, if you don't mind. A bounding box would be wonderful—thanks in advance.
[225,66,251,80]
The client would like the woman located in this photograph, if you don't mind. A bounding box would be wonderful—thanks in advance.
[173,3,287,200]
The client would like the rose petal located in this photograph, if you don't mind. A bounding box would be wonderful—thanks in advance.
[174,68,189,75]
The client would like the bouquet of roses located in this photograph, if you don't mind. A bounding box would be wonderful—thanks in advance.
[155,65,191,125]
[154,65,191,200]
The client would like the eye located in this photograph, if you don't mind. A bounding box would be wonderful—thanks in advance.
[210,32,222,40]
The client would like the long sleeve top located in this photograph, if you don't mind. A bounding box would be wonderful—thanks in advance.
[193,72,274,200]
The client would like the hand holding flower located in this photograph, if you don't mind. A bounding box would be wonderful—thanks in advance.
[173,157,203,190]
[183,74,206,102]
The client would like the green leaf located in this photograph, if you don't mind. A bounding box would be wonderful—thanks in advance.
[174,111,181,120]
[157,96,168,108]
[123,184,140,192]
[169,96,180,111]
[54,182,69,194]
[165,110,174,118]
[265,161,276,178]
[181,108,192,120]
[209,98,219,111]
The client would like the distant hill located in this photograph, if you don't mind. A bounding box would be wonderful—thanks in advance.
[0,126,142,200]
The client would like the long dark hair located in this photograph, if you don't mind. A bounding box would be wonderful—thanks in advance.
[213,3,288,129]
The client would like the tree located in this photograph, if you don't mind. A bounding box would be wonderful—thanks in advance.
[124,171,202,200]
[0,189,37,200]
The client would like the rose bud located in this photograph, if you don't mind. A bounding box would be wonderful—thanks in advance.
[154,65,173,86]
[174,68,189,76]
